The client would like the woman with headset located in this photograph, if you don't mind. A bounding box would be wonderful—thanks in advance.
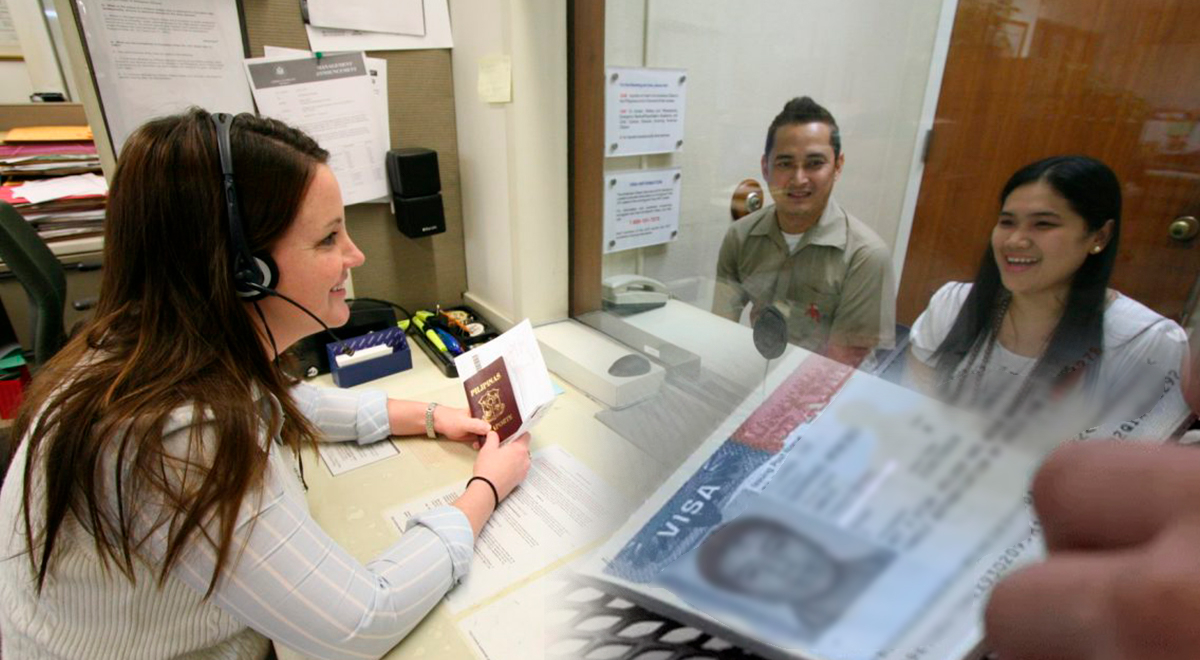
[906,155,1191,441]
[0,109,531,659]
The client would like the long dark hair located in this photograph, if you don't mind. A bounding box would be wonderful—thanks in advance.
[15,108,329,595]
[931,155,1121,396]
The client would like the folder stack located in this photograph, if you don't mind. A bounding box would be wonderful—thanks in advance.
[0,125,106,242]
[0,343,30,419]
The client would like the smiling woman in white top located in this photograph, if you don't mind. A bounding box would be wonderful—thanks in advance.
[0,109,532,659]
[907,155,1191,440]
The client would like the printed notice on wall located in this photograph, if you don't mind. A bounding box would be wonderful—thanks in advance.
[74,0,255,152]
[244,52,389,205]
[604,67,687,157]
[603,168,682,254]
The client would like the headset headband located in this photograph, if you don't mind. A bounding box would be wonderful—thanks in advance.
[211,112,272,297]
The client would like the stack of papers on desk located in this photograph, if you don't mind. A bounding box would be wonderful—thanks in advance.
[0,142,100,177]
[0,127,105,241]
[0,174,107,241]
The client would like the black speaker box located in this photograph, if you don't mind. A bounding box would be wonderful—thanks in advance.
[387,147,441,197]
[393,193,446,238]
[387,147,445,238]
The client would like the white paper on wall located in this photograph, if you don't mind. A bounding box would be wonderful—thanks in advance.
[603,168,682,253]
[604,67,687,157]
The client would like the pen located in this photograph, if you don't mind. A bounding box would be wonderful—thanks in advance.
[433,327,463,355]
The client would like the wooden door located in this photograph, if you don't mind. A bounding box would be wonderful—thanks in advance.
[898,0,1200,326]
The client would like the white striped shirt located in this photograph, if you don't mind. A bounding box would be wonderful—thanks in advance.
[0,382,473,659]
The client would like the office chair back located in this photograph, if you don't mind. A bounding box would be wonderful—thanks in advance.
[0,201,67,367]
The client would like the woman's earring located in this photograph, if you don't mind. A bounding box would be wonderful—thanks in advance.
[1091,245,1103,254]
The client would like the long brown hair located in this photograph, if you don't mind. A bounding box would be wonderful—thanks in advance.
[14,108,329,595]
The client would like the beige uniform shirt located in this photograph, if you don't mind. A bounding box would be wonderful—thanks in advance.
[712,200,895,353]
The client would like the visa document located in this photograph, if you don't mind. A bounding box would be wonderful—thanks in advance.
[455,320,556,443]
[387,445,625,614]
[579,356,1048,660]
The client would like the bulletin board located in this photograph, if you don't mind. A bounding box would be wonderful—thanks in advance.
[242,0,469,313]
[56,0,469,314]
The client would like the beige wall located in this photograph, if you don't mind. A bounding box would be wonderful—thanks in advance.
[0,62,33,103]
[451,0,569,328]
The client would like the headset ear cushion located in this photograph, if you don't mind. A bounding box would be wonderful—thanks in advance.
[234,253,278,300]
[255,253,279,291]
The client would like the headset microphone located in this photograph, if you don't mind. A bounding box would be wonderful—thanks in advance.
[243,281,354,356]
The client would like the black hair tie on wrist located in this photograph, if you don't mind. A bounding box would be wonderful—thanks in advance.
[466,476,500,512]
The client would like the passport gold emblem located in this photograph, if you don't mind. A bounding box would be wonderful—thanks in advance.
[479,389,505,424]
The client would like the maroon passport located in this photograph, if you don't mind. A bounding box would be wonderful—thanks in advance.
[463,356,523,441]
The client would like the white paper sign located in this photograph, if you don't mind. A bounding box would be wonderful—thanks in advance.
[385,445,625,614]
[244,52,389,205]
[603,168,682,253]
[318,439,400,476]
[307,0,424,36]
[74,0,256,152]
[604,67,687,157]
[262,46,392,204]
[304,0,452,52]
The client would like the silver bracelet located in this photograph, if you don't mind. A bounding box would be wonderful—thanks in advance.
[425,401,438,438]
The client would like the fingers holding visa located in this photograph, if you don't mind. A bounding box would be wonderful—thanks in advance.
[472,431,532,501]
[986,527,1200,660]
[984,552,1124,659]
[985,441,1200,660]
[1032,442,1200,552]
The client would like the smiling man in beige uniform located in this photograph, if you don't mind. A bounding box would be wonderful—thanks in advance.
[713,97,895,367]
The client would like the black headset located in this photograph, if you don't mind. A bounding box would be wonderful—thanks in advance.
[211,112,279,301]
[210,112,350,356]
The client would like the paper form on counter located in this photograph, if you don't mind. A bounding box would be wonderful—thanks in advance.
[318,439,400,476]
[386,445,626,614]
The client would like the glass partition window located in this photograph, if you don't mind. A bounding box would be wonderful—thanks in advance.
[569,1,1199,658]
[601,0,937,326]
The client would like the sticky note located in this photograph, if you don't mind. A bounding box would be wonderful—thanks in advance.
[477,55,512,104]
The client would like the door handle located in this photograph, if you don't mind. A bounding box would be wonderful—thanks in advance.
[1169,216,1199,241]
